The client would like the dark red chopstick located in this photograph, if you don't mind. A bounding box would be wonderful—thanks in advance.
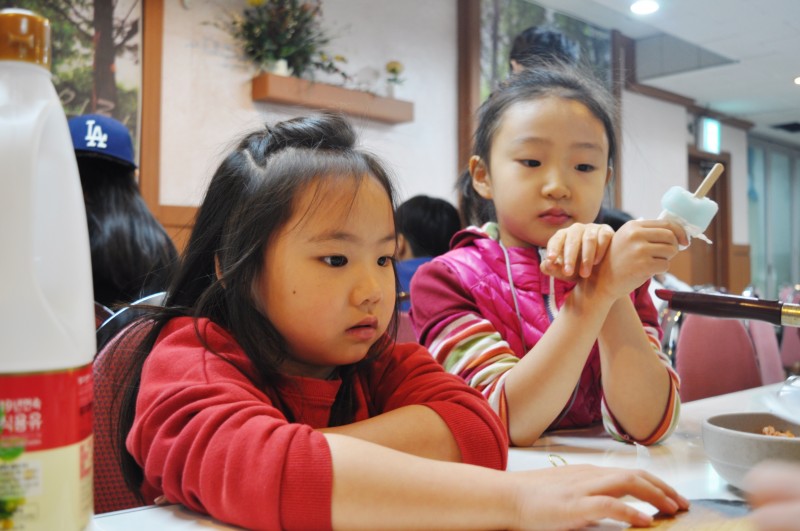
[655,289,784,325]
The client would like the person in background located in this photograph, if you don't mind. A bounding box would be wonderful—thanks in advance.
[411,63,689,448]
[395,195,461,311]
[745,460,800,530]
[106,113,686,530]
[598,206,633,231]
[509,25,580,73]
[69,114,178,315]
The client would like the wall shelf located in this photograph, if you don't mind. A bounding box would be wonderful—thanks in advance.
[251,73,413,124]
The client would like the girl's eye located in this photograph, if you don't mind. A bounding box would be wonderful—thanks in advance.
[377,256,394,267]
[576,163,596,172]
[521,159,541,168]
[323,255,348,267]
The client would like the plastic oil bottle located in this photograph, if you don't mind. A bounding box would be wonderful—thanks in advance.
[0,8,95,530]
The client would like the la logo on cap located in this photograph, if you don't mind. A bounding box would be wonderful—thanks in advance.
[83,119,108,149]
[68,113,136,168]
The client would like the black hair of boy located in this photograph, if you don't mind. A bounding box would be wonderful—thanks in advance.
[598,207,634,232]
[396,195,461,257]
[509,26,580,72]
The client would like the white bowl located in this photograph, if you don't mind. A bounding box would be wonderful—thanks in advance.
[702,412,800,491]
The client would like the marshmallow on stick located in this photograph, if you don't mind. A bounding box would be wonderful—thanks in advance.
[658,162,723,245]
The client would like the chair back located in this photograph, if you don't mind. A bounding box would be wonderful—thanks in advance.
[96,291,167,351]
[675,314,761,402]
[94,301,114,329]
[747,320,785,384]
[780,287,800,373]
[396,311,418,343]
[658,306,681,362]
[93,320,152,514]
[781,326,800,373]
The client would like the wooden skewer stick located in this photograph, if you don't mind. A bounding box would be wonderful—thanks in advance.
[693,163,725,199]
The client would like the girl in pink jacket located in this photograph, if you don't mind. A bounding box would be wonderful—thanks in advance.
[411,63,689,448]
[107,113,687,530]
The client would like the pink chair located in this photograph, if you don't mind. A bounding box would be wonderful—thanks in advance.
[675,314,761,402]
[93,320,152,514]
[779,288,800,373]
[747,320,785,384]
[396,311,418,343]
[94,301,114,329]
[781,327,800,373]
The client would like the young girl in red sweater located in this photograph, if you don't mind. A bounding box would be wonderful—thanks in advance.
[110,113,687,530]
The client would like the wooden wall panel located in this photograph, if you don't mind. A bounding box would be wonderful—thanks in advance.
[457,0,480,170]
[140,0,163,216]
[728,244,751,295]
[160,206,196,254]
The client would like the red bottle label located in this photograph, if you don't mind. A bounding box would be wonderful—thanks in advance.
[1,365,94,529]
[0,365,93,451]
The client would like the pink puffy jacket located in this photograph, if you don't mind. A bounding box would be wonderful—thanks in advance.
[410,224,673,438]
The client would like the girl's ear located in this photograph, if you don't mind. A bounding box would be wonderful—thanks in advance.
[214,254,226,287]
[396,233,412,260]
[469,155,493,200]
[605,166,613,185]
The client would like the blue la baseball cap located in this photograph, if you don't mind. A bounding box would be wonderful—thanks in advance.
[68,114,137,169]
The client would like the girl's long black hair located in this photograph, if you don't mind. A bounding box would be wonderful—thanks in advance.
[80,157,179,309]
[109,113,400,498]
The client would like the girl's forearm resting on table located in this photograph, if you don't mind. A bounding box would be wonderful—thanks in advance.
[319,404,462,462]
[503,288,616,446]
[597,296,676,442]
[327,433,688,530]
[326,433,516,530]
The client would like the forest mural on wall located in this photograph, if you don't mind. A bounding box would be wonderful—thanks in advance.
[479,0,612,100]
[2,0,141,161]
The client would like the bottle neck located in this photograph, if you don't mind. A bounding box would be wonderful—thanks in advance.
[0,60,56,105]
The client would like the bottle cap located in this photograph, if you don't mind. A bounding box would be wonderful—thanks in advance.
[0,8,51,69]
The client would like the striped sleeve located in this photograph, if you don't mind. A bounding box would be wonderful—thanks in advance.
[427,313,519,428]
[601,322,682,445]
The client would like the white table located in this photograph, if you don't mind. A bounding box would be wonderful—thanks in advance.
[508,383,782,501]
[92,383,782,530]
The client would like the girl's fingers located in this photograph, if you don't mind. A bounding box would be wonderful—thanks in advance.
[595,472,687,514]
[561,228,583,277]
[555,466,688,511]
[579,224,614,276]
[517,467,688,530]
[576,467,689,511]
[542,231,566,278]
[546,230,567,263]
[579,225,600,277]
[595,225,614,264]
[628,219,689,246]
[573,496,654,528]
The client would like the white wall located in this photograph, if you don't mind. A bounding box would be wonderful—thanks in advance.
[159,0,459,207]
[620,90,750,245]
[158,1,750,245]
[619,90,688,220]
[721,124,749,244]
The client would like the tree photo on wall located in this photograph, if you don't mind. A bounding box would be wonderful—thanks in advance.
[1,0,141,157]
[479,0,612,100]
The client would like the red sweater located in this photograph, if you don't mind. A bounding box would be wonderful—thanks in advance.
[127,317,507,530]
